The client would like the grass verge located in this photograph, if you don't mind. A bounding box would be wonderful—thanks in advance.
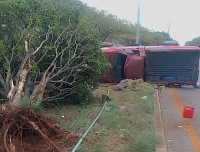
[43,79,158,152]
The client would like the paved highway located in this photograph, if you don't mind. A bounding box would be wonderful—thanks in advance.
[159,74,200,151]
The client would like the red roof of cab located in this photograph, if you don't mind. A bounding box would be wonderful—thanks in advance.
[101,45,145,56]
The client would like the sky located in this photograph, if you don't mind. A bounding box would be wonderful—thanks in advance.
[80,0,200,46]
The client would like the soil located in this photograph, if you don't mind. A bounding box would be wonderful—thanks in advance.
[0,107,79,152]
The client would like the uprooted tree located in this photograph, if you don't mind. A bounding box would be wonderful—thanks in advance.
[0,0,109,106]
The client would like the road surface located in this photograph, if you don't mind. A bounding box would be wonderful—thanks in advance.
[157,60,200,152]
[159,77,200,151]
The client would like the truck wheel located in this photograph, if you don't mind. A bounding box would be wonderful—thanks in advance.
[178,84,182,88]
[193,83,200,88]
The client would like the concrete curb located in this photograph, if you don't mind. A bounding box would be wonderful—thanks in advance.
[154,91,167,152]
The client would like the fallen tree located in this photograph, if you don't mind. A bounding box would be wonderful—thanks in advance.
[0,107,80,151]
[0,0,109,106]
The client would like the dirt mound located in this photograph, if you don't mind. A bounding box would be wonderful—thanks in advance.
[116,79,155,92]
[129,79,156,91]
[0,107,79,152]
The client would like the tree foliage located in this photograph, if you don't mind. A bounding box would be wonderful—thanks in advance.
[81,6,172,46]
[185,37,200,46]
[0,0,109,105]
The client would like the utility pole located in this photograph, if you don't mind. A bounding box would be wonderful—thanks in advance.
[136,0,140,44]
[167,20,170,40]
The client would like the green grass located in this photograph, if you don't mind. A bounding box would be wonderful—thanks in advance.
[124,129,156,152]
[136,90,155,114]
[16,97,31,107]
[93,143,106,152]
[77,142,106,152]
[100,101,126,133]
[43,105,102,133]
[41,80,157,152]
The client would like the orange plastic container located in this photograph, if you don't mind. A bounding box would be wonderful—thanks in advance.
[183,107,194,118]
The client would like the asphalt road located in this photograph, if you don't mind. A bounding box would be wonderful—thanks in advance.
[159,76,200,151]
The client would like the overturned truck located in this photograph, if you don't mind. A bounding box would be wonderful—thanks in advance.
[100,45,200,87]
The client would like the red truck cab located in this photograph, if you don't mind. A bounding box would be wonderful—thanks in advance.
[99,45,145,83]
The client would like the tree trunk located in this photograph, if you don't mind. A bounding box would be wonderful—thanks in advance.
[7,79,16,105]
[16,52,30,86]
[8,41,31,106]
[12,69,28,105]
[30,75,48,105]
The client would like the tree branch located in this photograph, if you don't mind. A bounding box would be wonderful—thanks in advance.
[42,90,73,102]
[31,28,52,55]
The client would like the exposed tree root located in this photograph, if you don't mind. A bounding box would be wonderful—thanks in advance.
[0,107,79,152]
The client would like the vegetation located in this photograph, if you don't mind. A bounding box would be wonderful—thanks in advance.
[1,0,198,107]
[0,0,109,106]
[43,80,157,151]
[0,0,177,151]
[83,7,172,45]
[0,0,176,107]
[70,0,172,46]
[185,36,200,46]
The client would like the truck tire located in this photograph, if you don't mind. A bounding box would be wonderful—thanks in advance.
[193,83,200,88]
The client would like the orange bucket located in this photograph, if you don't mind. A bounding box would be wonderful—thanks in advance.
[183,107,194,118]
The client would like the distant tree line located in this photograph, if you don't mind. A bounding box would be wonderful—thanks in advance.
[185,37,200,46]
[78,0,172,46]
